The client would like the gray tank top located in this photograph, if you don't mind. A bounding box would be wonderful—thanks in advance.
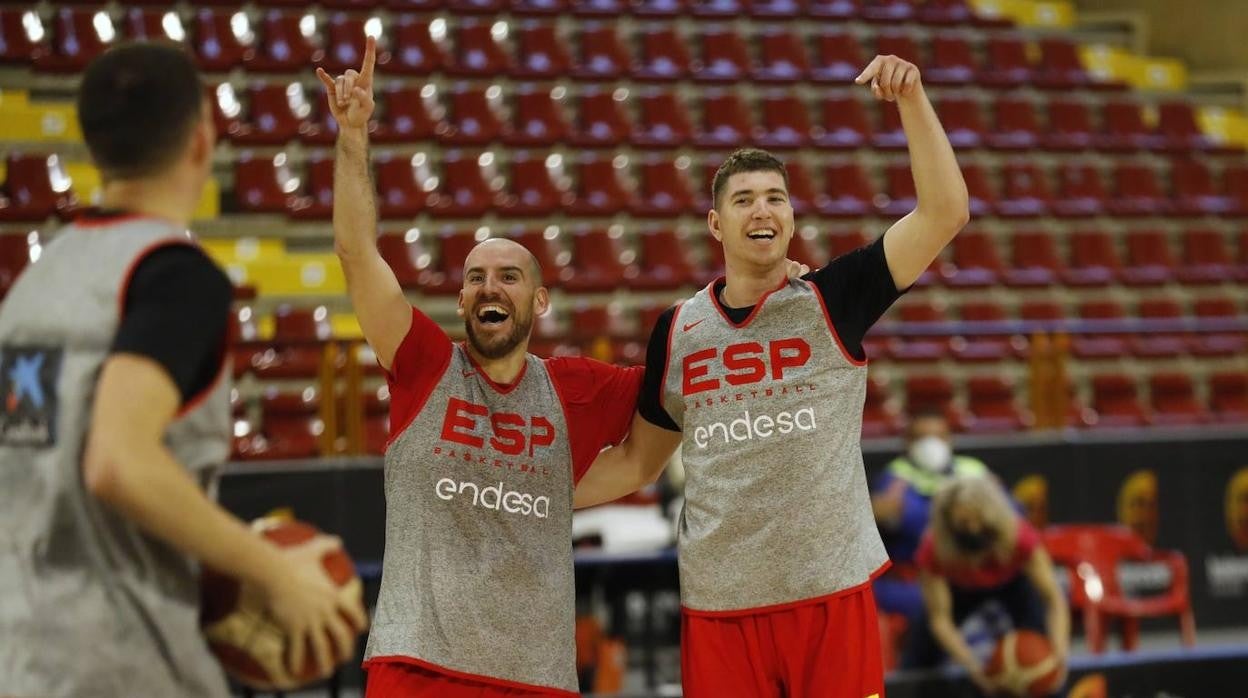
[364,347,578,694]
[0,218,232,697]
[661,279,889,613]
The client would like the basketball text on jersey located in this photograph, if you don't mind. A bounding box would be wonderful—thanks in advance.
[681,337,811,395]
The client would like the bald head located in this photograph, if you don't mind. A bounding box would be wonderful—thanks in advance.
[464,238,543,286]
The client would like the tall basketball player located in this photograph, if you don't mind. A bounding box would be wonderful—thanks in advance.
[578,55,969,697]
[316,39,662,697]
[0,43,365,697]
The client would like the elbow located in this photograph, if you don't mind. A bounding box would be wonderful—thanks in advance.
[83,443,123,504]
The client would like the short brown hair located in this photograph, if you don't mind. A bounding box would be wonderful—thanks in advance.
[710,148,789,210]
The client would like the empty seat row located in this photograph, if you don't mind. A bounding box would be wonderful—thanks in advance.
[206,80,1227,157]
[4,7,1099,94]
[227,148,1248,222]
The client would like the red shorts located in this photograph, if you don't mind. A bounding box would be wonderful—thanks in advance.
[681,585,885,698]
[364,658,575,698]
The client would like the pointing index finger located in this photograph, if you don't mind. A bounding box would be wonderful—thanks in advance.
[855,55,882,84]
[360,35,377,84]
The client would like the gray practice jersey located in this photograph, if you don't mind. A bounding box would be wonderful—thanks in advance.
[0,219,232,697]
[660,278,889,613]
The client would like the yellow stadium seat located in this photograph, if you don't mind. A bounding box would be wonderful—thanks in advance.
[65,163,103,206]
[243,256,346,296]
[331,314,363,339]
[201,237,286,266]
[1025,1,1075,27]
[1198,107,1248,148]
[0,102,81,143]
[0,90,30,108]
[193,177,220,220]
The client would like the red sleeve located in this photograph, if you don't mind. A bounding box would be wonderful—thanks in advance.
[1014,519,1041,562]
[545,357,644,484]
[915,531,939,575]
[385,307,453,445]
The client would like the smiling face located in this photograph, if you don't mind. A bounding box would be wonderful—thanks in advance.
[709,169,796,274]
[457,239,548,361]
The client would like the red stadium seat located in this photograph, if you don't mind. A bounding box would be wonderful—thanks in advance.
[375,152,436,217]
[1074,300,1132,361]
[1053,163,1109,218]
[988,96,1040,150]
[513,21,572,78]
[808,0,861,20]
[449,0,506,13]
[362,386,391,456]
[887,301,951,362]
[1019,299,1065,325]
[1190,297,1246,357]
[505,86,571,146]
[512,0,568,13]
[1132,298,1187,359]
[1044,99,1095,151]
[862,0,914,23]
[287,155,334,220]
[981,35,1033,89]
[904,375,964,431]
[1121,230,1176,286]
[574,0,629,17]
[232,84,307,145]
[252,388,322,459]
[422,228,478,294]
[389,16,444,75]
[571,88,632,147]
[1063,230,1121,287]
[878,163,917,217]
[944,230,1004,287]
[243,11,322,73]
[1210,373,1248,423]
[1004,230,1063,287]
[873,102,908,150]
[374,83,447,143]
[1226,163,1248,216]
[965,376,1026,433]
[862,376,900,438]
[782,162,819,217]
[917,0,975,26]
[574,23,630,80]
[819,161,875,218]
[301,85,345,145]
[1037,37,1117,91]
[376,231,430,289]
[634,229,699,290]
[568,155,635,216]
[697,28,751,83]
[961,163,998,218]
[927,33,977,85]
[500,152,571,217]
[1089,374,1150,427]
[695,92,755,149]
[633,26,692,82]
[1150,373,1210,425]
[321,14,388,74]
[1177,228,1235,284]
[446,20,511,77]
[0,154,76,222]
[566,228,635,292]
[692,0,744,17]
[1170,159,1232,216]
[251,305,333,380]
[702,241,726,284]
[786,229,824,269]
[1099,101,1163,152]
[997,162,1053,217]
[632,0,687,16]
[754,29,810,83]
[1158,101,1229,153]
[122,8,183,42]
[506,228,568,288]
[443,85,506,145]
[1109,163,1171,216]
[873,31,921,64]
[757,93,813,149]
[750,0,808,18]
[428,152,502,218]
[233,153,298,214]
[0,233,36,297]
[811,31,865,84]
[939,96,987,150]
[955,300,1022,362]
[0,9,45,64]
[633,90,694,148]
[34,8,114,73]
[633,158,697,217]
[814,95,872,149]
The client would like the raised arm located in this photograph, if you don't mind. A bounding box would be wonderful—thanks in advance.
[855,56,970,290]
[316,37,411,371]
[573,414,682,509]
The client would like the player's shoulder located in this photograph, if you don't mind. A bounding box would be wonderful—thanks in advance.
[543,356,640,403]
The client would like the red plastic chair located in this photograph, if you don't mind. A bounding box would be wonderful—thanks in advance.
[783,161,819,217]
[1044,99,1095,151]
[939,96,987,150]
[807,0,861,20]
[1089,374,1150,427]
[873,102,908,150]
[1004,230,1064,287]
[374,83,447,143]
[862,376,900,438]
[1121,230,1175,286]
[233,153,297,213]
[814,95,873,149]
[981,35,1033,89]
[927,33,977,85]
[757,93,813,149]
[446,20,511,77]
[252,388,323,459]
[1037,38,1116,91]
[1177,228,1235,285]
[878,163,917,217]
[693,0,744,17]
[811,30,865,84]
[377,231,429,289]
[754,28,810,83]
[571,89,632,147]
[965,376,1026,433]
[566,228,635,292]
[997,162,1052,218]
[34,8,114,73]
[696,28,751,83]
[122,8,181,42]
[505,86,571,147]
[288,154,335,220]
[428,152,502,218]
[249,306,333,380]
[1099,101,1162,152]
[513,21,572,79]
[961,163,998,218]
[1210,373,1248,423]
[1109,163,1171,217]
[0,9,45,64]
[749,0,807,18]
[574,23,630,80]
[1042,525,1195,653]
[1063,230,1121,287]
[1131,298,1186,359]
[888,302,952,363]
[632,90,694,148]
[819,161,875,218]
[244,11,323,73]
[988,96,1040,151]
[506,228,568,288]
[633,26,692,82]
[694,92,755,149]
[443,86,506,146]
[375,152,436,218]
[1190,297,1246,357]
[632,0,687,17]
[568,155,636,216]
[1150,373,1210,425]
[500,152,571,217]
[944,230,1004,287]
[321,14,390,74]
[633,158,697,217]
[863,1,914,24]
[904,374,964,431]
[1053,163,1108,218]
[1158,101,1226,153]
[389,16,444,75]
[421,228,479,295]
[955,300,1022,362]
[512,0,568,13]
[1171,158,1232,216]
[634,229,699,291]
[232,83,306,145]
[0,154,77,222]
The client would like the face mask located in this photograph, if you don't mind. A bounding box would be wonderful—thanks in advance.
[952,528,996,554]
[909,436,952,473]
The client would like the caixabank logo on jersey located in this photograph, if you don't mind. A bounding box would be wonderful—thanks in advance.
[0,345,62,447]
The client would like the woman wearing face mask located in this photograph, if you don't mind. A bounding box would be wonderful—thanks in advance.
[902,476,1069,696]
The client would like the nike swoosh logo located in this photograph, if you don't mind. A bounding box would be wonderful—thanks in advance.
[462,370,475,378]
[683,319,706,332]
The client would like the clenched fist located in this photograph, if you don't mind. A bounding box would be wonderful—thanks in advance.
[855,55,922,102]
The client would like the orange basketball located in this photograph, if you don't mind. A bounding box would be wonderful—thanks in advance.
[200,517,362,690]
[985,630,1062,697]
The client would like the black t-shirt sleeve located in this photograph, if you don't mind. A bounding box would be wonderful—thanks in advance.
[803,233,905,362]
[638,305,681,432]
[112,245,234,405]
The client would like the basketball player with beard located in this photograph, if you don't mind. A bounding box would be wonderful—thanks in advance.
[317,40,654,697]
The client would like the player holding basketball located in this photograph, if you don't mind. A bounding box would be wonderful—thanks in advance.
[316,39,661,697]
[0,43,365,697]
[576,55,969,697]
